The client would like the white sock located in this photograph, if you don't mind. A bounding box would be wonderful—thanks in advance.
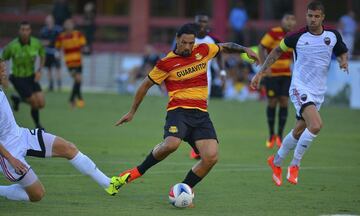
[291,128,317,166]
[0,184,30,201]
[274,130,298,166]
[69,152,110,188]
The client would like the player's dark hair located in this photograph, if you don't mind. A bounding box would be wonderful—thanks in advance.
[307,1,325,13]
[176,23,198,37]
[19,21,31,27]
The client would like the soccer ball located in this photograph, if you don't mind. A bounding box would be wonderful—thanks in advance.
[168,183,194,208]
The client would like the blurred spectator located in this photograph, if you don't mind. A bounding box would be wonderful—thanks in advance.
[40,15,63,91]
[52,0,72,26]
[224,55,257,101]
[228,0,248,45]
[83,2,96,55]
[338,11,357,59]
[126,45,161,93]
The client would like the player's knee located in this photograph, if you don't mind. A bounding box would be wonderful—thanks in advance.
[29,188,45,202]
[308,122,322,134]
[163,137,181,153]
[63,142,79,159]
[202,152,218,166]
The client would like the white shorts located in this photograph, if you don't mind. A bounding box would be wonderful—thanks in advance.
[0,128,56,184]
[289,87,324,119]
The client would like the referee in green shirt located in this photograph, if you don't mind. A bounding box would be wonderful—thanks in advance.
[1,21,46,128]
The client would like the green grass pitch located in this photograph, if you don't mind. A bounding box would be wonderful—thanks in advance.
[1,91,359,216]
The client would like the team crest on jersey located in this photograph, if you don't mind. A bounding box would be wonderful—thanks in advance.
[324,37,331,45]
[268,90,275,97]
[300,94,307,102]
[195,53,203,60]
[169,126,178,133]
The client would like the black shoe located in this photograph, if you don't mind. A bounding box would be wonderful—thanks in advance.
[10,95,20,112]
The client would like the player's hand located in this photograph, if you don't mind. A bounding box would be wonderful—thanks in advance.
[34,71,41,82]
[8,156,28,175]
[115,112,134,126]
[339,61,349,74]
[244,47,260,65]
[250,72,263,90]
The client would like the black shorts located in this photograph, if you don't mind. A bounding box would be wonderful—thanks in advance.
[164,108,218,153]
[45,54,61,69]
[265,76,291,98]
[9,75,42,99]
[68,66,82,74]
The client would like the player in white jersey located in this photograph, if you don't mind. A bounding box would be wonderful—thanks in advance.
[0,62,129,201]
[251,1,348,186]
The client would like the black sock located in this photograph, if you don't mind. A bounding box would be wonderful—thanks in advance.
[49,79,54,91]
[75,81,82,100]
[266,106,276,138]
[137,151,161,175]
[278,107,288,139]
[182,170,202,188]
[70,82,77,102]
[31,109,40,127]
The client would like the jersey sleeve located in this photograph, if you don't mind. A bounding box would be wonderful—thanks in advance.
[55,35,62,49]
[332,30,348,56]
[148,66,168,85]
[260,33,274,48]
[37,40,45,57]
[207,43,220,59]
[1,44,12,60]
[79,32,87,46]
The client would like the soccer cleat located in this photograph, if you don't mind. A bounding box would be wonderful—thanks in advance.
[266,135,276,148]
[76,99,85,108]
[267,155,282,186]
[275,135,282,148]
[105,173,130,196]
[189,149,200,160]
[287,165,299,185]
[119,167,142,183]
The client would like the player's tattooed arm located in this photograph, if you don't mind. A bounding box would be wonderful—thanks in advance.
[218,42,248,53]
[218,42,260,64]
[258,46,283,75]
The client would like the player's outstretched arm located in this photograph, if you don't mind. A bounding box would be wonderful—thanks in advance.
[218,42,260,65]
[115,77,154,126]
[250,46,284,89]
[337,52,349,74]
[0,144,28,175]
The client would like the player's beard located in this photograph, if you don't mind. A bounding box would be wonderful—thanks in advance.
[180,50,191,57]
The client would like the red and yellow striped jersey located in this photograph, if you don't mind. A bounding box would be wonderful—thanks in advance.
[260,26,293,77]
[55,30,86,68]
[148,43,220,112]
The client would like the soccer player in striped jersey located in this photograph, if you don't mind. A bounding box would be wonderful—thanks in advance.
[115,23,259,197]
[0,62,128,201]
[251,1,348,186]
[55,18,86,108]
[258,13,296,148]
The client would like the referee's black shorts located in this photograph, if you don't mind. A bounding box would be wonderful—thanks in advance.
[163,108,218,153]
[264,76,291,98]
[9,74,42,99]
